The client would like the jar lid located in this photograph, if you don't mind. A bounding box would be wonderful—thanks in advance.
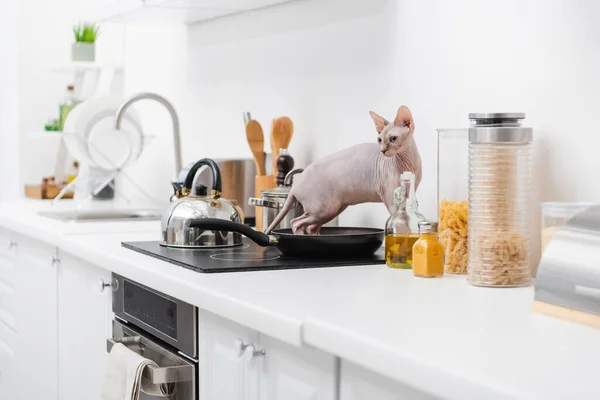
[260,186,290,198]
[469,112,532,144]
[469,112,525,121]
[469,127,533,143]
[418,220,438,233]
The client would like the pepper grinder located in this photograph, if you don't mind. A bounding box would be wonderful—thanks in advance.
[276,149,294,186]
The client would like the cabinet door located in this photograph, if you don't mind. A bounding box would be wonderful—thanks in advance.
[198,310,259,400]
[57,252,113,400]
[13,235,58,400]
[0,229,17,400]
[340,361,439,400]
[258,335,337,400]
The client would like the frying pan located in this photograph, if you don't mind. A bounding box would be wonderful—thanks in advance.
[189,219,383,257]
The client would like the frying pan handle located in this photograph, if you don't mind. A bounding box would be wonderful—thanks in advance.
[188,218,271,247]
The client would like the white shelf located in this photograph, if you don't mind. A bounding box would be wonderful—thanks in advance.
[50,62,123,73]
[26,132,65,139]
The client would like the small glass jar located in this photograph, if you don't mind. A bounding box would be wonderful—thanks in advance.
[413,221,445,278]
[437,129,469,274]
[540,202,593,254]
[467,113,533,287]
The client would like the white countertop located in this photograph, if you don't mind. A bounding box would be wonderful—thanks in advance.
[1,200,599,400]
[0,200,161,243]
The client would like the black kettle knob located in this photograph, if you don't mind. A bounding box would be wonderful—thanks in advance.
[195,185,208,196]
[276,149,294,186]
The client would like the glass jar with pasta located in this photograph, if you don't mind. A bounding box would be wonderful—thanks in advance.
[437,129,469,274]
[467,113,532,287]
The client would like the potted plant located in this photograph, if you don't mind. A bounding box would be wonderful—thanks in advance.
[71,22,100,62]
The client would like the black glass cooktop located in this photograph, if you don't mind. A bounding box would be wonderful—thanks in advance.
[122,239,385,273]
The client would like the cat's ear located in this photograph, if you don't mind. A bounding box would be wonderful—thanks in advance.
[369,111,389,134]
[394,106,413,128]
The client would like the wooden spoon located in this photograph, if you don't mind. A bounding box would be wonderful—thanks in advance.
[246,120,265,175]
[270,117,294,178]
[280,117,294,149]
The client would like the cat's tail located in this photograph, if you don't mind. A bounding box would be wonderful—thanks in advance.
[264,193,296,234]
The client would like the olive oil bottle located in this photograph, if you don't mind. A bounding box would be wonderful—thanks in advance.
[384,172,426,269]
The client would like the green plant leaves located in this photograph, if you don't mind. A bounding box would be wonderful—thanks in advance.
[73,23,100,43]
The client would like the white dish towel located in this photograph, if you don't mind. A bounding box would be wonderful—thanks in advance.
[101,342,170,400]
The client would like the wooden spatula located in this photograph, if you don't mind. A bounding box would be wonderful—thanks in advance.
[270,117,294,179]
[280,117,294,149]
[246,120,265,176]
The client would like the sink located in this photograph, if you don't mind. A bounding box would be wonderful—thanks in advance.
[38,209,162,222]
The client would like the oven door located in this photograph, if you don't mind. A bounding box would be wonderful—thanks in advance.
[112,273,197,358]
[108,320,197,400]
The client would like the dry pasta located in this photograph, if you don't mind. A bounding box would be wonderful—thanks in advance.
[439,200,468,274]
[468,231,530,287]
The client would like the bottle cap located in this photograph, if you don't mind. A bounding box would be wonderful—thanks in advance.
[418,220,438,233]
[400,171,415,181]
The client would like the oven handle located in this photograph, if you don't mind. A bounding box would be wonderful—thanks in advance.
[106,338,194,384]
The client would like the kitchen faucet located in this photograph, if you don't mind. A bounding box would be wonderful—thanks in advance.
[114,92,183,178]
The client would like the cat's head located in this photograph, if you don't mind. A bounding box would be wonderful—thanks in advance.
[369,106,414,157]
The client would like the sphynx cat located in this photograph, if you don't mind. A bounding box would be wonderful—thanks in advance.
[265,106,422,235]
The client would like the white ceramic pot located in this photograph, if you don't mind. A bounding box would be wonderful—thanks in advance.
[71,42,95,62]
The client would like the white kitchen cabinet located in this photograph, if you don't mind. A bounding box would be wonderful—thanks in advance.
[97,0,298,24]
[199,310,337,400]
[199,310,260,400]
[258,335,337,400]
[340,360,440,400]
[57,251,113,400]
[13,235,58,400]
[0,228,17,400]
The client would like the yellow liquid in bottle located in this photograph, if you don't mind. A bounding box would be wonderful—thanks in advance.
[385,234,419,269]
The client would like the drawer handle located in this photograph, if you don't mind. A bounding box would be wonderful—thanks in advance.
[245,344,266,360]
[235,339,266,360]
[98,279,112,293]
[106,338,193,384]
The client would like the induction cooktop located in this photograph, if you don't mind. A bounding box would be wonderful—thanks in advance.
[122,239,385,273]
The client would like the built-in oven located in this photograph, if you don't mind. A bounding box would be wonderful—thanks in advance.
[109,273,197,400]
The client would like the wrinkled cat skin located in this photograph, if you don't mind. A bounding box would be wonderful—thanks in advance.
[265,106,422,235]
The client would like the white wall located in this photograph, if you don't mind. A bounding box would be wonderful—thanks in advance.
[0,0,127,192]
[182,0,398,228]
[391,0,600,268]
[0,0,20,201]
[4,0,599,266]
[175,0,600,268]
[17,0,92,185]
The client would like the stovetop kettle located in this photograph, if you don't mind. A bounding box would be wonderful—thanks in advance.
[161,158,244,248]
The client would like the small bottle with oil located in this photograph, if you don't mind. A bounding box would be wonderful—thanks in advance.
[384,172,425,269]
[412,221,444,278]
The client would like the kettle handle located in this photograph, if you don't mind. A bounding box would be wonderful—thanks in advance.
[183,158,222,197]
